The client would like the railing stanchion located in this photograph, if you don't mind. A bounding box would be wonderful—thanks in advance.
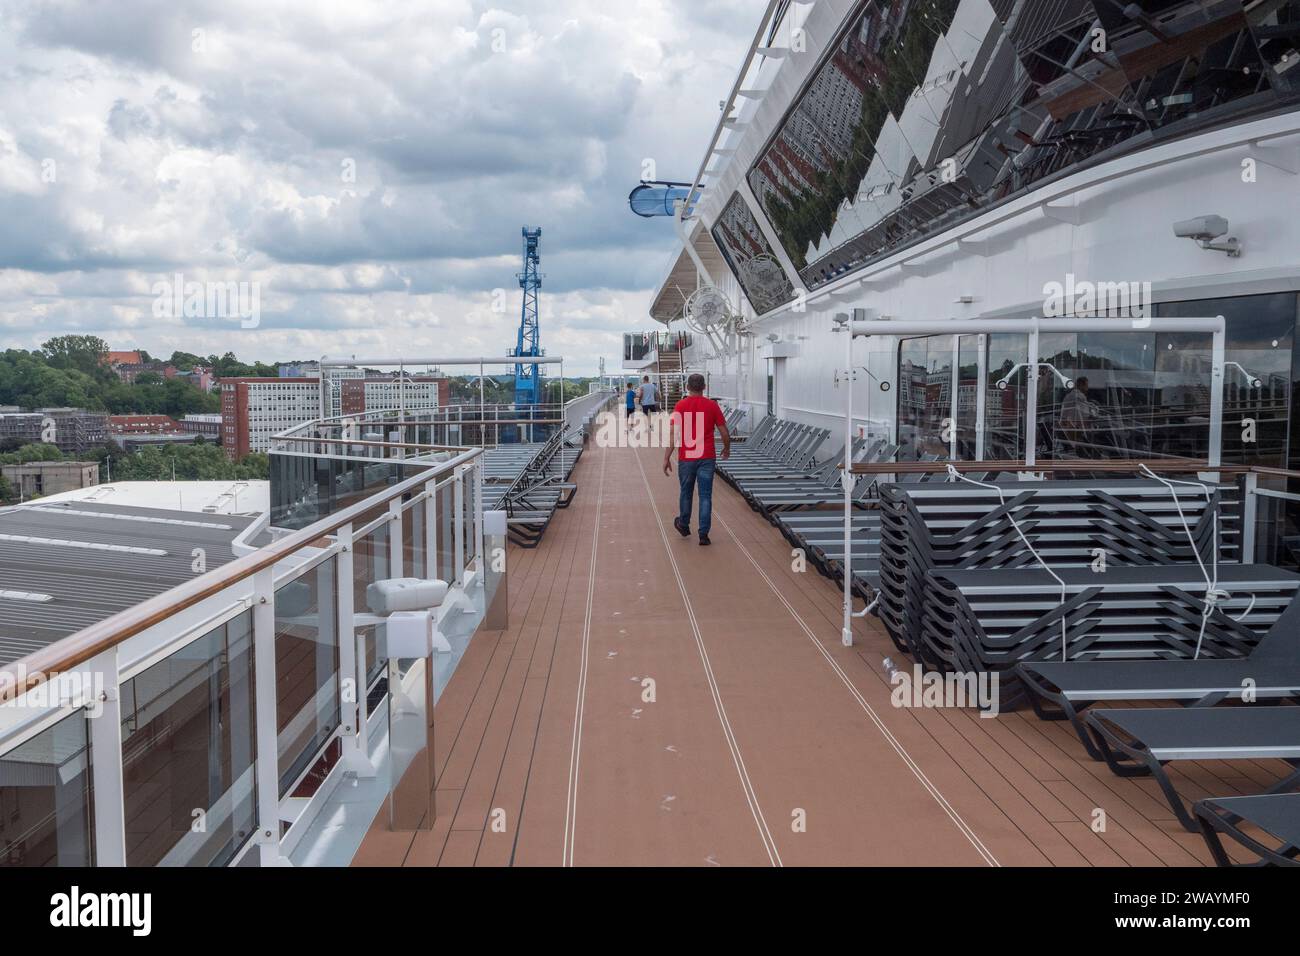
[454,465,466,587]
[337,523,374,776]
[474,461,485,584]
[425,477,439,581]
[87,647,127,866]
[1242,471,1258,562]
[252,568,289,866]
[388,498,404,579]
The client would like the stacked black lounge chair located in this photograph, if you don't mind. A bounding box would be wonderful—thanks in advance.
[875,478,1245,667]
[923,564,1299,706]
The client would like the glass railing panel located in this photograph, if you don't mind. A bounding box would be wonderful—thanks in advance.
[0,712,94,866]
[274,557,341,795]
[120,611,256,866]
[403,493,425,581]
[271,452,436,531]
[437,481,456,582]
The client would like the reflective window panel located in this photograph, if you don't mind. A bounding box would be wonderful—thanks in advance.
[710,192,796,315]
[275,557,341,795]
[745,0,1299,291]
[120,612,256,867]
[0,713,93,866]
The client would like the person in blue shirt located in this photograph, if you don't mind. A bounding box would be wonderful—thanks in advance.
[625,381,637,416]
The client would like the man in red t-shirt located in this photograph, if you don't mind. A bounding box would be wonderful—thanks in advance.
[662,373,730,545]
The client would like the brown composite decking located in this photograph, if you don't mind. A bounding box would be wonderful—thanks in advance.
[353,440,1285,867]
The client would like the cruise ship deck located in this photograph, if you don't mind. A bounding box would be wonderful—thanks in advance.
[351,438,1283,867]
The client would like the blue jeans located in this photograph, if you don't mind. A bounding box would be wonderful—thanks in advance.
[677,458,716,535]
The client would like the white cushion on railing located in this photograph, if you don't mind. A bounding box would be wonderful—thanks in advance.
[366,577,449,614]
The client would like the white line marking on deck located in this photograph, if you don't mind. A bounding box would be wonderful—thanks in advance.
[635,452,783,866]
[716,513,1001,867]
[562,443,608,866]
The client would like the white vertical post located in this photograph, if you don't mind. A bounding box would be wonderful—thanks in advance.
[841,311,856,647]
[949,334,960,460]
[388,498,403,579]
[425,478,439,582]
[251,568,288,866]
[1209,320,1225,468]
[1025,322,1040,469]
[336,523,374,776]
[454,465,466,586]
[975,333,987,460]
[1242,470,1258,561]
[474,460,485,584]
[87,648,126,866]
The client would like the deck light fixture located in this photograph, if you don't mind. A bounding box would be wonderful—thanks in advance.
[1173,215,1242,257]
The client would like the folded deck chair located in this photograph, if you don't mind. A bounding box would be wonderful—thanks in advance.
[1084,706,1300,831]
[1194,792,1300,867]
[1018,595,1300,759]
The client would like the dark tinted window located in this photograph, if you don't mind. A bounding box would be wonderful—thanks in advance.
[710,192,796,315]
[747,0,1296,290]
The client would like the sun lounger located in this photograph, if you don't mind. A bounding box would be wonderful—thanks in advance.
[1018,596,1300,757]
[1084,706,1300,831]
[1194,792,1300,866]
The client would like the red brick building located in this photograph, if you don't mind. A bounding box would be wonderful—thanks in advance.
[107,415,182,435]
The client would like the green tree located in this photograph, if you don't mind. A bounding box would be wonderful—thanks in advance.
[0,443,64,466]
[41,335,110,376]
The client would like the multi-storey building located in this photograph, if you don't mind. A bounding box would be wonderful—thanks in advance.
[0,412,49,447]
[220,377,321,458]
[339,376,447,417]
[34,409,108,454]
[0,460,99,499]
[178,413,223,438]
[107,415,181,435]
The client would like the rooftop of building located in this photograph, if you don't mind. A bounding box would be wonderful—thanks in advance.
[0,498,258,666]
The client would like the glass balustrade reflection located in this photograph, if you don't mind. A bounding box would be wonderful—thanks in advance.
[120,612,256,866]
[275,557,342,795]
[0,713,93,867]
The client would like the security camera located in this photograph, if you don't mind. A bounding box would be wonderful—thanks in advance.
[1173,215,1241,257]
[1172,215,1228,241]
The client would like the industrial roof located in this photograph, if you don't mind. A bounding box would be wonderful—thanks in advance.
[0,500,256,666]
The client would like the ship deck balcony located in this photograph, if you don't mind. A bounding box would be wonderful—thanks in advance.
[350,440,1291,867]
[1,393,1291,867]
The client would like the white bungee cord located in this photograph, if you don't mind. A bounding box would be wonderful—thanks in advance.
[1136,463,1250,659]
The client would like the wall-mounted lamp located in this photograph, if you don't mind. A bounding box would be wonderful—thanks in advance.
[1173,215,1242,257]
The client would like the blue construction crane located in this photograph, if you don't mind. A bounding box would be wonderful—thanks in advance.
[510,226,543,406]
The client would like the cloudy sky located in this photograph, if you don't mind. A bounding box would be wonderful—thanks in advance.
[0,0,754,374]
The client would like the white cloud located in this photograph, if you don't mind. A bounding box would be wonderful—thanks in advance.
[0,0,748,372]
